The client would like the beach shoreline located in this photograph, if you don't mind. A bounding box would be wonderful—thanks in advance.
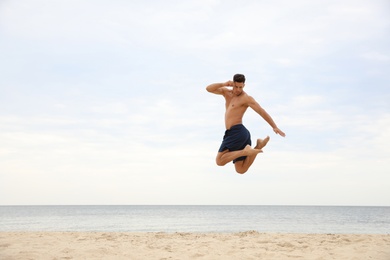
[1,231,389,259]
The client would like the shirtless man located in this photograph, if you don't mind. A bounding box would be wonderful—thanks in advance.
[206,74,286,174]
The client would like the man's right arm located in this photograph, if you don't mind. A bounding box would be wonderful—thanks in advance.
[206,81,232,95]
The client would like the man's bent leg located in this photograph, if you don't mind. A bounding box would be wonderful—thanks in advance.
[234,137,270,174]
[234,152,261,174]
[216,145,259,166]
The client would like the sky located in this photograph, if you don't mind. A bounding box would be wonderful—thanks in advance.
[0,0,389,206]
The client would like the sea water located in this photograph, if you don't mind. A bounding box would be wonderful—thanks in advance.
[0,205,389,234]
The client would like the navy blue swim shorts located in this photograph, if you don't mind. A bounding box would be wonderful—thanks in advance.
[218,124,252,163]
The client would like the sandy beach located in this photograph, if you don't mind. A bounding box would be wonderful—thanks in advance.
[1,231,389,260]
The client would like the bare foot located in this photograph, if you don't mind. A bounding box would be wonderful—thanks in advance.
[255,136,270,150]
[244,144,262,155]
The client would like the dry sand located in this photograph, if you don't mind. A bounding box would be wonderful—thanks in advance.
[1,231,389,259]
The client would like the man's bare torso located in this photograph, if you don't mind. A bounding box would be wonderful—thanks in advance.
[224,90,249,129]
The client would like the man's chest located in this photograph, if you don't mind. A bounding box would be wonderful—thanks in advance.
[225,96,247,110]
[226,97,244,108]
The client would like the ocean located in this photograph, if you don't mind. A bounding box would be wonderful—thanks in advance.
[0,205,389,234]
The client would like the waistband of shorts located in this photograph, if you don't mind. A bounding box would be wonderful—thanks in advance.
[227,124,245,131]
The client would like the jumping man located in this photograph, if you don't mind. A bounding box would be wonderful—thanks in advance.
[206,74,286,174]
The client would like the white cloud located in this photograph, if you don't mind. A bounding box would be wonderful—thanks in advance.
[361,51,390,62]
[88,102,129,115]
[291,95,325,108]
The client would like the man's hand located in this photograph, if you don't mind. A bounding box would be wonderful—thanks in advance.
[273,127,286,137]
[223,80,234,87]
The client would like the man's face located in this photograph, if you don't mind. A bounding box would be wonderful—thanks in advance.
[232,82,245,96]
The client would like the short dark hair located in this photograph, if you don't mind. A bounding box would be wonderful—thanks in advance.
[233,74,246,83]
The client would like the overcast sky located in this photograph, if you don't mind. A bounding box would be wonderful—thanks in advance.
[1,0,389,206]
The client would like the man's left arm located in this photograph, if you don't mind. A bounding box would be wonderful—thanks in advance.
[248,96,286,137]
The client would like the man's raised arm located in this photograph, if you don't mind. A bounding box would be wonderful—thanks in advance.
[206,81,233,95]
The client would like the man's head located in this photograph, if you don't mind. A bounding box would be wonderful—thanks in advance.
[232,73,245,96]
[233,74,246,83]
